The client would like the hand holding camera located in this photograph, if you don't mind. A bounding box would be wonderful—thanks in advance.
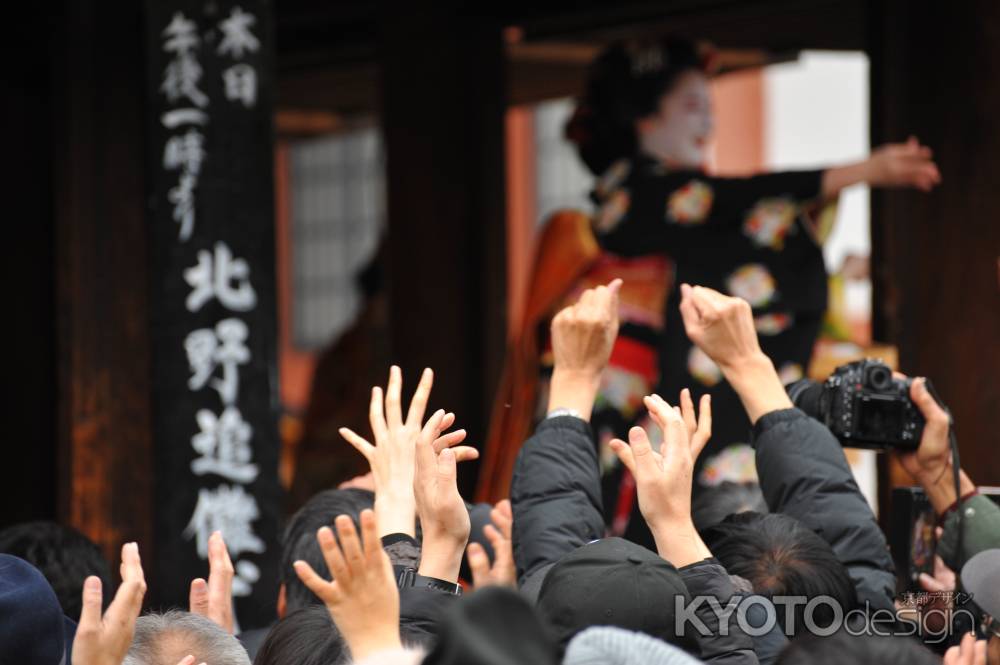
[787,360,926,451]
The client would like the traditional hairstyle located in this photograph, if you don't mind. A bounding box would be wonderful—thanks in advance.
[701,512,857,634]
[566,37,707,174]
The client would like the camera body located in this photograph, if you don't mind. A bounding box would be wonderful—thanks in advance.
[788,359,924,450]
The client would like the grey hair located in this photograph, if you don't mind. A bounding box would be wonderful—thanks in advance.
[123,610,250,665]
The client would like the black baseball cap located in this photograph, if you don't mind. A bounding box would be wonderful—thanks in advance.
[535,538,695,649]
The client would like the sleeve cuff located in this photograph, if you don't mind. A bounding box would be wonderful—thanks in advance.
[382,533,419,548]
[677,557,719,573]
[535,414,594,438]
[752,407,809,441]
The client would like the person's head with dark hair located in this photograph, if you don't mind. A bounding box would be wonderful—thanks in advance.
[691,481,768,533]
[253,605,348,665]
[278,488,374,617]
[257,601,430,665]
[0,521,112,619]
[701,512,856,635]
[566,37,712,175]
[777,631,940,665]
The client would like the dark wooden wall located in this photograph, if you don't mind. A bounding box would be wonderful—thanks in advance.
[379,7,508,492]
[871,0,1000,489]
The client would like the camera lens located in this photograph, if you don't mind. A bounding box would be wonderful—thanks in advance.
[866,364,891,391]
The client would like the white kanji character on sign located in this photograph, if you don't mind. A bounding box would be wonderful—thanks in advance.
[168,171,198,241]
[217,7,260,58]
[161,54,209,109]
[184,242,257,313]
[161,12,208,108]
[191,406,258,483]
[184,318,250,405]
[162,12,199,54]
[222,64,257,108]
[163,129,206,175]
[184,484,265,597]
[185,328,217,393]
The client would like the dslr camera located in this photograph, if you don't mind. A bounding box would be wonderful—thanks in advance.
[786,359,924,450]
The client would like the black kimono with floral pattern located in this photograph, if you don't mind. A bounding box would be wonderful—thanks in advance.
[595,154,828,484]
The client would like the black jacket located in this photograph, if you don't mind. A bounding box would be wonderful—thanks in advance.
[752,408,896,613]
[511,416,760,665]
[511,416,605,587]
[678,559,760,665]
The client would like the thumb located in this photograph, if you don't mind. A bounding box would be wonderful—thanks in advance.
[79,575,103,629]
[189,578,209,616]
[912,378,950,438]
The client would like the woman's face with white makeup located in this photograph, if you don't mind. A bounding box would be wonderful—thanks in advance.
[636,69,714,169]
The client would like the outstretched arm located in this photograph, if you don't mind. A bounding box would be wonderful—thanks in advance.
[821,136,940,198]
[511,280,620,584]
[678,283,896,612]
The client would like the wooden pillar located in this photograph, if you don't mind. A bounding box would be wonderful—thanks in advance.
[870,0,1000,500]
[380,9,507,493]
[49,0,155,564]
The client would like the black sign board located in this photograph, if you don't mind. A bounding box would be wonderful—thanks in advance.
[144,0,280,629]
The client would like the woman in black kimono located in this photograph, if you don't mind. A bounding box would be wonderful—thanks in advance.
[565,38,939,540]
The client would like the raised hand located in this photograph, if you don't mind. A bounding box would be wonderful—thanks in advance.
[547,279,622,420]
[678,283,791,423]
[294,510,402,661]
[414,410,471,583]
[188,531,235,633]
[867,137,941,192]
[72,542,147,665]
[610,392,713,567]
[895,374,975,514]
[339,367,475,537]
[467,500,516,589]
[338,366,431,536]
[678,284,761,371]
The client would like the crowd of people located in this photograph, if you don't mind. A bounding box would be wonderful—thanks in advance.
[3,279,999,665]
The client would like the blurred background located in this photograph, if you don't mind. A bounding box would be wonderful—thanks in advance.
[6,0,999,625]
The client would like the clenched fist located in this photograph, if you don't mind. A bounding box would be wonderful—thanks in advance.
[547,279,622,419]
